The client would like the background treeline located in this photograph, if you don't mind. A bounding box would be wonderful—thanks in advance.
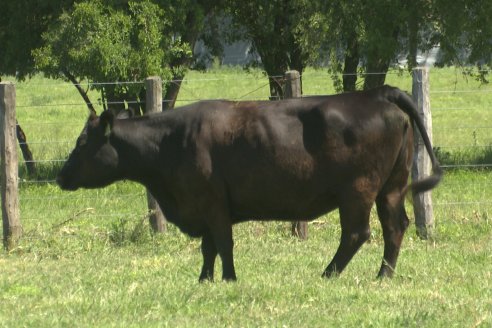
[1,0,492,111]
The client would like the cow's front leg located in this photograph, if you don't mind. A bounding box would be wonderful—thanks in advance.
[213,222,236,281]
[199,231,217,282]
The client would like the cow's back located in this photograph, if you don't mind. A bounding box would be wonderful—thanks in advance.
[172,95,410,221]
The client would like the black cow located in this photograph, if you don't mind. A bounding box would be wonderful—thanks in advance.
[57,85,442,282]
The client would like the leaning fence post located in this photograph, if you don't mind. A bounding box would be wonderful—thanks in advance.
[145,76,166,233]
[284,70,308,240]
[0,82,21,250]
[411,68,434,239]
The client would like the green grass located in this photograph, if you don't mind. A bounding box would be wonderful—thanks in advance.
[1,67,491,327]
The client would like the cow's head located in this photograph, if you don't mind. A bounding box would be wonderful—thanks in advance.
[57,111,120,191]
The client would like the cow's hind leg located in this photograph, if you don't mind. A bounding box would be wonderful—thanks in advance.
[376,191,409,278]
[322,191,373,278]
[199,231,218,282]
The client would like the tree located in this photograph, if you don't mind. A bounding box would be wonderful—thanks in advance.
[30,0,224,112]
[2,0,222,175]
[226,0,312,98]
[294,1,364,92]
[156,0,225,109]
[0,0,75,79]
[0,0,75,176]
[297,0,492,92]
[431,0,492,82]
[33,0,190,114]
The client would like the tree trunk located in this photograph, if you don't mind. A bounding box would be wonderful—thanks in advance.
[363,59,390,90]
[62,70,96,115]
[268,76,285,100]
[342,34,359,92]
[289,41,305,95]
[16,121,36,176]
[163,75,184,110]
[363,28,398,90]
[407,13,419,69]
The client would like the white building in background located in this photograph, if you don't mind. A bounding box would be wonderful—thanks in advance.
[194,40,260,67]
[195,31,442,69]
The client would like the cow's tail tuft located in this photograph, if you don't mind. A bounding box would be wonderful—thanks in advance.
[384,86,443,195]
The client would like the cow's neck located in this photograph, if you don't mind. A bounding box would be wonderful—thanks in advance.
[111,119,167,187]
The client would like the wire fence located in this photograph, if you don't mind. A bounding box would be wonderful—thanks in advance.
[10,68,492,233]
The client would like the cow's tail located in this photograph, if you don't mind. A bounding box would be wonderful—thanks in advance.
[384,86,443,195]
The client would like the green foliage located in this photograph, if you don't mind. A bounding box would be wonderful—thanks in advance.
[1,0,223,111]
[433,0,492,66]
[295,0,492,91]
[0,0,75,78]
[32,0,187,109]
[4,0,491,104]
[226,0,312,97]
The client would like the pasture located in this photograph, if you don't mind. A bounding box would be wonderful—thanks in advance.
[1,67,491,327]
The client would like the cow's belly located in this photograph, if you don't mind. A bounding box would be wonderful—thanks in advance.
[231,199,339,222]
[227,177,341,221]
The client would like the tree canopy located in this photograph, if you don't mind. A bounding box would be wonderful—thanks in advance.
[1,0,491,98]
[225,0,312,98]
[32,0,191,113]
[0,0,75,79]
[1,0,221,112]
[295,0,492,91]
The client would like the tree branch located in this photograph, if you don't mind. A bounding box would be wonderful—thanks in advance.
[62,70,97,115]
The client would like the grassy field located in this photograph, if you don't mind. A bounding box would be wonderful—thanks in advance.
[1,67,491,327]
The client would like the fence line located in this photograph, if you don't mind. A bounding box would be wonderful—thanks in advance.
[15,80,145,87]
[20,159,66,164]
[434,126,492,130]
[20,162,492,172]
[441,164,492,169]
[435,145,491,148]
[13,71,414,87]
[12,75,283,87]
[17,104,492,113]
[14,75,492,156]
[20,192,145,201]
[12,69,492,88]
[20,180,56,184]
[14,74,492,141]
[435,201,492,206]
[21,212,149,221]
[2,68,491,248]
[431,89,492,94]
[17,122,82,126]
[432,107,486,111]
[19,140,73,145]
[17,101,141,108]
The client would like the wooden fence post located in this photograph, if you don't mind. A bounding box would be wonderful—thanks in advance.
[411,68,435,239]
[145,76,166,233]
[0,82,21,250]
[284,70,308,240]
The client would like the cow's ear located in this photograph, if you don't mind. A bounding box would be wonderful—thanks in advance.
[99,110,115,137]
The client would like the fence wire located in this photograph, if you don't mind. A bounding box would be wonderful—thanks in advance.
[11,70,492,229]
